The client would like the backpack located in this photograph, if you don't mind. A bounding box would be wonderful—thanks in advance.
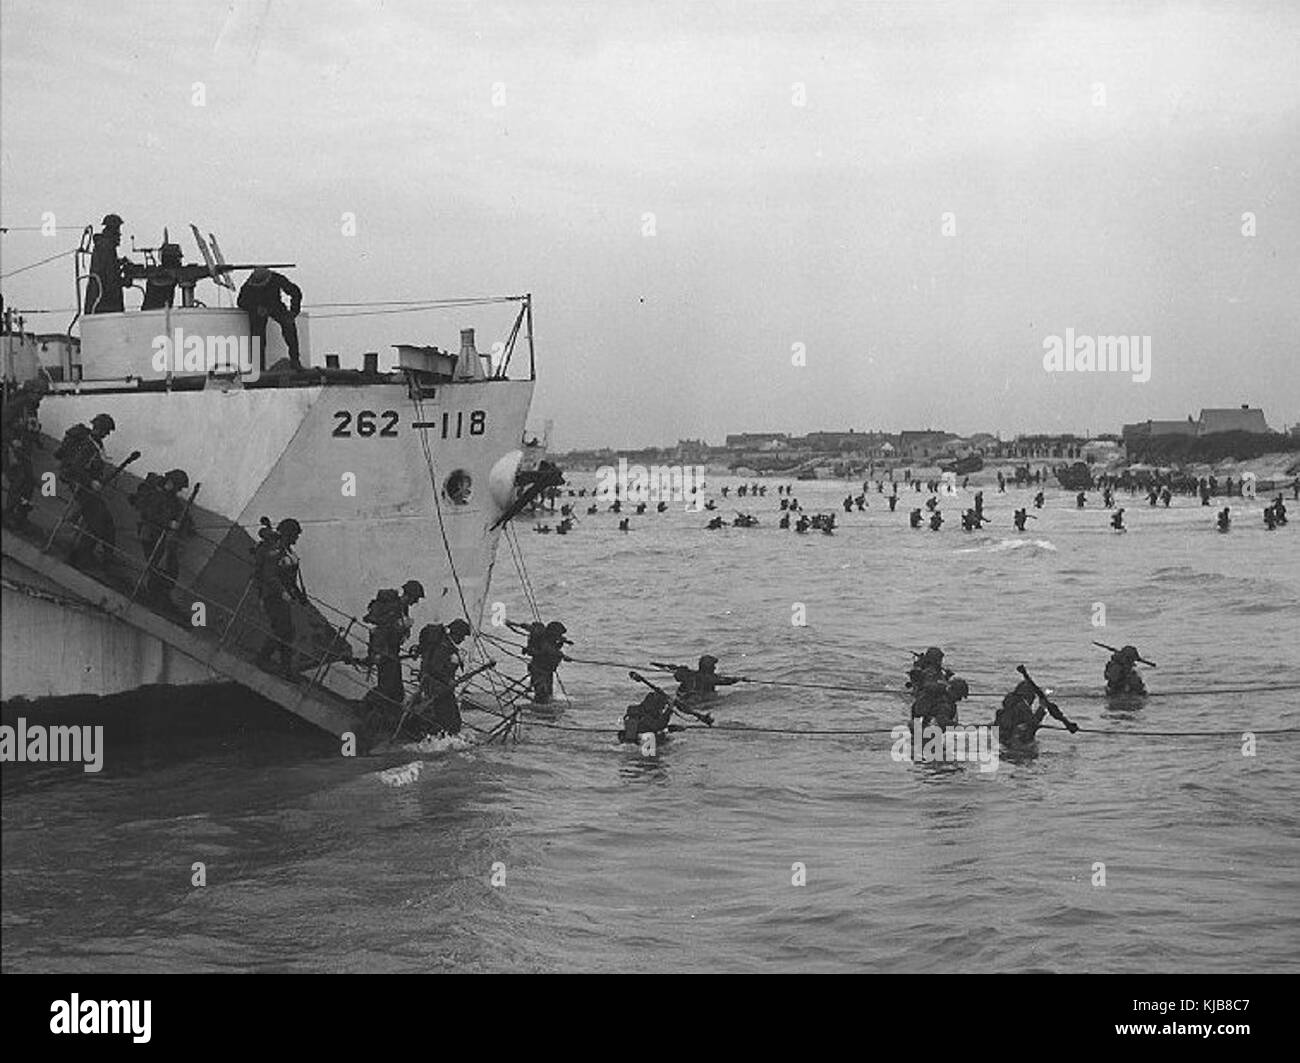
[53,423,91,464]
[252,529,283,591]
[130,471,166,511]
[364,589,402,627]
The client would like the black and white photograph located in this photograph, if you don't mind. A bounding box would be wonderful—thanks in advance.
[1,0,1295,1021]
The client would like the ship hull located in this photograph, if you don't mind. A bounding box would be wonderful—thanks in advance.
[2,378,534,703]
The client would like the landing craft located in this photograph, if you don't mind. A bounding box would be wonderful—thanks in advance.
[1,220,546,739]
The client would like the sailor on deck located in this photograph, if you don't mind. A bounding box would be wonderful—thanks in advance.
[238,267,303,370]
[84,214,129,315]
[139,240,185,311]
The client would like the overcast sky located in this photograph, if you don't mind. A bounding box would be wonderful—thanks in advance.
[2,0,1297,449]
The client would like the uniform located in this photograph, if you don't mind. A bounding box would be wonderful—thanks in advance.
[417,631,463,735]
[1,391,41,528]
[1104,649,1147,696]
[253,521,305,675]
[132,472,190,604]
[84,221,128,315]
[620,692,672,742]
[56,422,116,568]
[995,682,1045,747]
[365,590,413,709]
[237,269,303,369]
[526,623,567,703]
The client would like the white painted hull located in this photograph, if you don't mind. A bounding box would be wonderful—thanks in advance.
[2,378,534,703]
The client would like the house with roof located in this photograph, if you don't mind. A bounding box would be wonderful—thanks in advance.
[1196,406,1269,436]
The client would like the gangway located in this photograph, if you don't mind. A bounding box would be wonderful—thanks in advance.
[2,531,363,739]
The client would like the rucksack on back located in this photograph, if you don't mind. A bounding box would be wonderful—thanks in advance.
[53,424,90,463]
[364,589,402,627]
[130,472,166,511]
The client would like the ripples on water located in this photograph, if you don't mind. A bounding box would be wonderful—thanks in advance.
[3,480,1298,972]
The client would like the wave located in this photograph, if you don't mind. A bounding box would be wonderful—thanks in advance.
[955,538,1057,553]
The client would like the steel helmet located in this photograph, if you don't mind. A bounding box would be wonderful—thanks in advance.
[1120,645,1140,662]
[948,678,970,699]
[248,266,272,285]
[165,469,189,489]
[698,654,718,670]
[402,579,425,600]
[91,412,115,432]
[101,214,123,229]
[276,518,302,538]
[447,618,471,639]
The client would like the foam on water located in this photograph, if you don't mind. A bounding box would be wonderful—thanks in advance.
[376,760,424,787]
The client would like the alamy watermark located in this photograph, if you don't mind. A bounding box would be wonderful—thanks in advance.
[151,328,260,380]
[595,457,707,509]
[0,718,104,772]
[891,720,1000,772]
[1042,329,1150,383]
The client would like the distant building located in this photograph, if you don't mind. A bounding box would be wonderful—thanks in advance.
[673,438,710,463]
[725,432,788,450]
[1122,407,1271,457]
[897,430,955,459]
[1197,405,1269,436]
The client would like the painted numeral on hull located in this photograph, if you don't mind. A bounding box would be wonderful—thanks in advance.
[333,410,401,437]
[438,410,489,438]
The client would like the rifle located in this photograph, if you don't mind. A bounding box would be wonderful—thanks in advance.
[168,482,201,543]
[1092,641,1157,667]
[101,450,143,487]
[1016,665,1078,733]
[60,449,141,547]
[629,670,713,727]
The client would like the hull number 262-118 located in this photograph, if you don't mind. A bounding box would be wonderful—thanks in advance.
[332,410,488,439]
